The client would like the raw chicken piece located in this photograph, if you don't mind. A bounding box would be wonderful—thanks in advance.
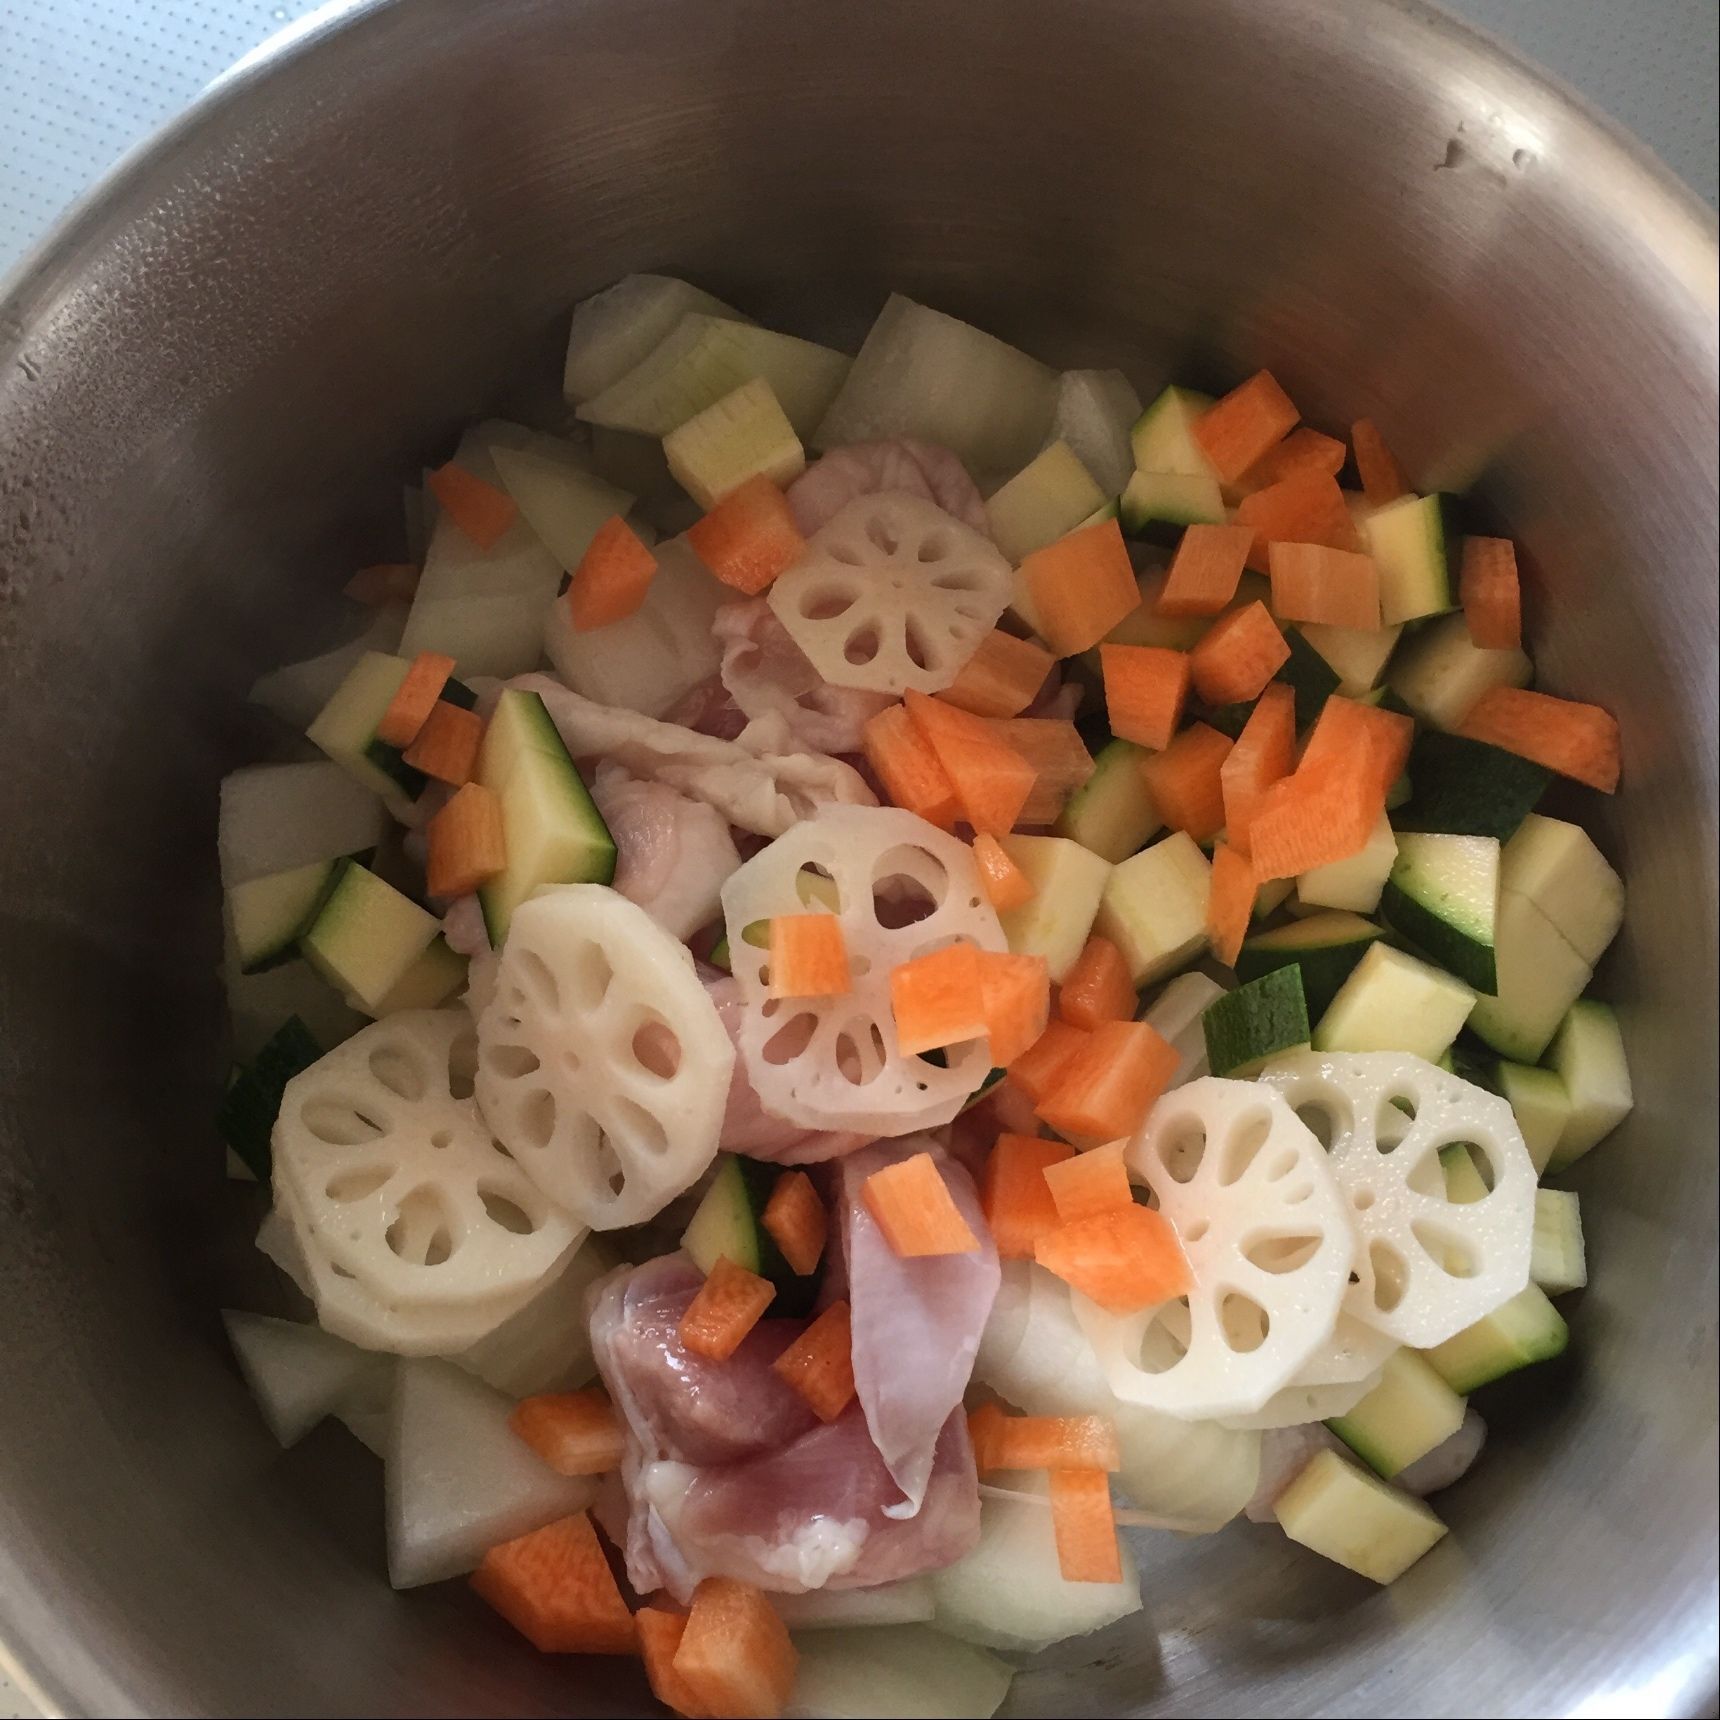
[505,672,875,836]
[665,674,750,742]
[713,599,893,756]
[787,441,989,538]
[1396,1406,1487,1497]
[441,893,498,1018]
[704,974,873,1164]
[590,763,741,941]
[1245,1423,1347,1523]
[590,1256,979,1601]
[840,1139,1000,1514]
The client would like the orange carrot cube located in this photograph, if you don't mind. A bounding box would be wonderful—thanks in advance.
[771,1300,856,1422]
[679,1258,777,1361]
[1101,643,1191,751]
[981,1133,1076,1261]
[941,629,1056,718]
[1189,601,1291,706]
[1155,522,1256,617]
[1042,1141,1134,1224]
[426,781,506,898]
[470,1512,636,1655]
[568,515,658,630]
[862,1152,980,1257]
[674,1579,798,1720]
[1138,723,1233,843]
[509,1388,625,1476]
[687,475,806,595]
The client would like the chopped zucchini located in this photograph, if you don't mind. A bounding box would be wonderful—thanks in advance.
[1275,629,1343,729]
[373,938,469,1015]
[662,376,806,509]
[1093,832,1212,985]
[1274,1448,1448,1585]
[1328,1350,1466,1480]
[985,441,1107,563]
[682,1156,819,1316]
[489,440,635,571]
[1055,737,1163,863]
[1532,1188,1587,1295]
[1544,1001,1632,1172]
[1235,911,1384,1020]
[1313,943,1476,1062]
[1421,1284,1568,1393]
[1202,967,1310,1078]
[1494,1060,1572,1175]
[1500,815,1624,965]
[217,1016,323,1180]
[562,274,747,402]
[1388,612,1531,731]
[227,859,340,974]
[995,836,1113,982]
[1380,833,1501,993]
[1129,386,1217,478]
[1465,892,1591,1064]
[476,689,617,943]
[1393,730,1550,841]
[300,860,441,1014]
[1297,812,1398,914]
[1119,468,1226,536]
[1362,492,1461,625]
[1297,621,1404,696]
[306,650,422,810]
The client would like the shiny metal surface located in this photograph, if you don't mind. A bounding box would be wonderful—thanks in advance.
[0,0,1713,1714]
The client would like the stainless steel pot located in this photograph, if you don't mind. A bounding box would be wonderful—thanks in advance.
[0,1,1713,1714]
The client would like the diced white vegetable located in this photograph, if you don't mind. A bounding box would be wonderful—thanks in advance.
[1093,832,1213,985]
[577,314,850,439]
[1531,1188,1587,1295]
[772,1579,936,1630]
[995,835,1112,982]
[1545,1000,1632,1171]
[721,806,1004,1134]
[1080,1081,1353,1420]
[1046,369,1142,498]
[222,1309,392,1447]
[451,1235,614,1398]
[1297,812,1397,914]
[1140,970,1228,1086]
[218,762,387,891]
[1500,815,1624,965]
[1314,943,1475,1061]
[1388,612,1531,731]
[664,377,806,508]
[542,535,729,720]
[813,294,1057,474]
[562,274,749,402]
[1466,892,1592,1064]
[489,440,634,571]
[248,603,410,732]
[786,1626,1013,1720]
[766,492,1012,695]
[930,1476,1141,1654]
[476,887,733,1229]
[1274,1448,1447,1584]
[1257,1050,1537,1347]
[984,442,1107,563]
[384,1358,596,1589]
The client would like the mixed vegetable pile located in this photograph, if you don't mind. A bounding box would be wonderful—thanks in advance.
[218,275,1632,1719]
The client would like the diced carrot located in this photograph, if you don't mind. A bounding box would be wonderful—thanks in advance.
[1033,1203,1193,1314]
[568,515,658,630]
[1018,517,1140,655]
[674,1579,798,1720]
[509,1388,625,1476]
[1194,371,1300,485]
[890,942,987,1055]
[941,629,1056,718]
[344,562,419,605]
[376,650,456,747]
[770,1300,855,1422]
[1101,643,1191,751]
[980,1133,1076,1260]
[1206,842,1257,968]
[988,718,1095,824]
[1236,471,1360,574]
[972,833,1037,911]
[679,1258,777,1361]
[1299,694,1414,801]
[862,1152,980,1257]
[1042,1141,1134,1224]
[904,693,1037,835]
[1239,427,1347,492]
[1058,936,1135,1032]
[974,1410,1123,1474]
[979,950,1052,1067]
[1220,682,1297,855]
[767,914,851,999]
[429,461,518,550]
[1138,722,1233,842]
[402,699,484,787]
[1036,1019,1178,1142]
[1351,419,1412,507]
[760,1169,827,1276]
[1245,763,1378,880]
[1049,1469,1123,1584]
[426,781,506,898]
[637,1609,711,1720]
[469,1512,636,1655]
[1155,522,1256,617]
[1456,686,1621,793]
[686,475,806,595]
[1459,535,1522,651]
[1189,601,1290,706]
[1268,542,1382,630]
[862,703,959,829]
[1008,1020,1093,1107]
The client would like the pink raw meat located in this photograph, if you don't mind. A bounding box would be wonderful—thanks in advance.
[787,441,989,538]
[590,763,740,942]
[840,1137,1000,1514]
